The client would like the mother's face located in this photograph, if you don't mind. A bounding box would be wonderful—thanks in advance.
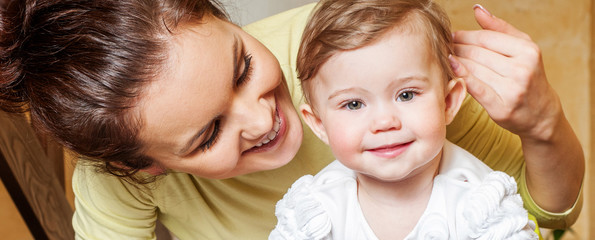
[137,16,303,179]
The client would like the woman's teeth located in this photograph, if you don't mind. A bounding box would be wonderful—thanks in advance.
[255,114,281,147]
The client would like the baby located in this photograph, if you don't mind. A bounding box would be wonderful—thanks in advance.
[270,0,539,239]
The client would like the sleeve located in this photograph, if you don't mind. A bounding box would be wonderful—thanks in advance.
[446,95,581,228]
[518,166,583,229]
[72,162,158,240]
[462,171,539,239]
[270,175,332,240]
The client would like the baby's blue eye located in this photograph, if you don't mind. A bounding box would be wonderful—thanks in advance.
[346,101,363,110]
[397,91,415,102]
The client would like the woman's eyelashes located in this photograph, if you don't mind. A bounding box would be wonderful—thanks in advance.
[193,119,222,154]
[236,54,253,87]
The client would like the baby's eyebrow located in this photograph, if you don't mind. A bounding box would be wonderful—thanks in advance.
[387,75,430,87]
[397,75,429,83]
[328,87,360,100]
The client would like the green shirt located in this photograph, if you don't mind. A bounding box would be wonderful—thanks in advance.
[72,3,580,239]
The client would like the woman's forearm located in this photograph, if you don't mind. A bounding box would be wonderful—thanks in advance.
[522,112,584,213]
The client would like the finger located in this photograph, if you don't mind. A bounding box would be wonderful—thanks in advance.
[457,56,518,96]
[453,29,535,58]
[472,4,531,41]
[454,43,516,77]
[448,55,503,111]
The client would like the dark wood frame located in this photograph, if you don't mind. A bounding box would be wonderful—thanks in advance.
[0,112,74,240]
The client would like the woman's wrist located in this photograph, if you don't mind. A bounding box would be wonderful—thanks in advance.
[517,87,564,144]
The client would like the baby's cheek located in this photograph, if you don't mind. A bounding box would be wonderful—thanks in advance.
[327,131,360,162]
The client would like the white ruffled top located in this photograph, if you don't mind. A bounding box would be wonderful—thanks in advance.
[269,141,538,240]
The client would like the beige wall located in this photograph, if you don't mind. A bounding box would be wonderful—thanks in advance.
[590,0,595,238]
[0,0,593,238]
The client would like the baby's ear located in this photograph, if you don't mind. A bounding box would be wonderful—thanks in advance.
[300,104,329,145]
[444,78,467,124]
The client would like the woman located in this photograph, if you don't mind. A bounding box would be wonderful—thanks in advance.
[0,0,583,239]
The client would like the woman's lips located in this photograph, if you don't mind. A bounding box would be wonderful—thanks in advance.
[244,104,287,154]
[254,112,281,148]
[366,142,412,158]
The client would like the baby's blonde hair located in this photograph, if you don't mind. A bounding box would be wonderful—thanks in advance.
[297,0,455,103]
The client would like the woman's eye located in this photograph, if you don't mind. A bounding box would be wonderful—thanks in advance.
[195,119,221,153]
[397,91,416,102]
[236,54,253,87]
[345,100,364,110]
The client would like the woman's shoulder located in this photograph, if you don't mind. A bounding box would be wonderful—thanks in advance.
[73,161,155,201]
[72,162,160,238]
[243,3,316,39]
[242,2,315,54]
[73,162,201,206]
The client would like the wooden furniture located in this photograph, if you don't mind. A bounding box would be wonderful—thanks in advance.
[0,111,74,240]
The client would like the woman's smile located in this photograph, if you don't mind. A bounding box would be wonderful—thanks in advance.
[244,104,286,154]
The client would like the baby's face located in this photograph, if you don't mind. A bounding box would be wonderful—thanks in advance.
[302,28,457,182]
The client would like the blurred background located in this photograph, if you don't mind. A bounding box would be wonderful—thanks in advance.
[0,0,592,239]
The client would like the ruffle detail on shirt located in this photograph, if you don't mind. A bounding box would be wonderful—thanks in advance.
[415,212,450,240]
[463,171,538,240]
[270,175,332,240]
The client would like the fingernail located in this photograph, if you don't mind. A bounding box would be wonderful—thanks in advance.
[448,54,459,71]
[473,4,493,17]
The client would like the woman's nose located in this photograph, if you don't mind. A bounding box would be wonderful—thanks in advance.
[233,97,274,140]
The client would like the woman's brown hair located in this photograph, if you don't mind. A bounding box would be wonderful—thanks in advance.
[0,0,227,183]
[297,0,455,104]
